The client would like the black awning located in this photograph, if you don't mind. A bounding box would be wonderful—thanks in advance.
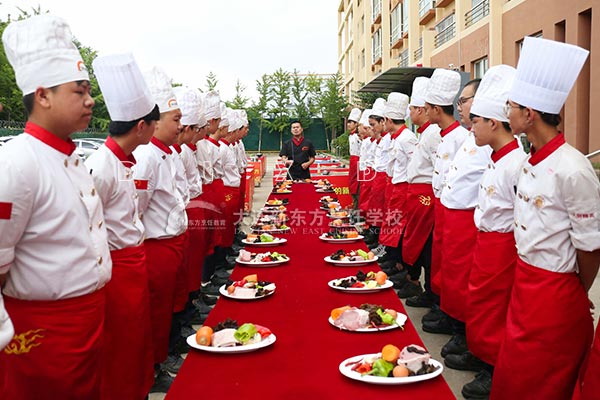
[358,67,436,95]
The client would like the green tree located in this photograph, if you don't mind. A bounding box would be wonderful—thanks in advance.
[248,74,271,152]
[290,70,311,129]
[205,71,218,92]
[352,83,387,109]
[305,73,323,117]
[264,68,291,149]
[226,79,250,109]
[320,73,349,148]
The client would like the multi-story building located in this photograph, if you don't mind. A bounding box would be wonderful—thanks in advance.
[338,0,600,155]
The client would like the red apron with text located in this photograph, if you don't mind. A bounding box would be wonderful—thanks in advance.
[145,234,186,364]
[185,197,208,293]
[379,182,408,247]
[222,185,241,247]
[173,231,190,312]
[102,245,154,400]
[0,289,105,400]
[579,327,600,400]
[491,259,593,400]
[349,155,359,195]
[430,197,445,295]
[440,207,477,322]
[204,178,226,249]
[466,231,516,366]
[402,184,435,265]
[358,167,374,219]
[367,172,388,227]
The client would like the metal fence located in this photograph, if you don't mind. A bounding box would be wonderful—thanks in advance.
[465,0,490,27]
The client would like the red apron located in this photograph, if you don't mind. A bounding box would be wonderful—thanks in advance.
[185,197,208,293]
[349,155,359,195]
[222,185,241,247]
[0,289,105,400]
[367,172,388,227]
[439,207,477,322]
[173,231,190,312]
[102,245,154,400]
[144,234,186,364]
[379,182,408,247]
[430,197,445,295]
[491,259,593,400]
[466,231,516,366]
[579,326,600,400]
[358,167,374,219]
[238,172,247,217]
[402,183,435,266]
[203,178,226,250]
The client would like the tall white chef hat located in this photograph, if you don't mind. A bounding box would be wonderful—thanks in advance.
[471,65,516,123]
[369,98,387,118]
[92,53,155,122]
[385,92,409,120]
[228,110,244,132]
[174,86,202,126]
[218,103,230,128]
[348,107,362,122]
[197,90,208,127]
[509,37,589,114]
[240,110,249,127]
[359,108,372,127]
[409,77,430,107]
[143,66,179,113]
[204,91,221,120]
[2,14,90,95]
[424,68,461,106]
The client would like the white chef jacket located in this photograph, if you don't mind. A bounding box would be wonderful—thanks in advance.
[432,121,469,198]
[196,137,224,185]
[219,139,241,187]
[132,137,188,239]
[235,140,248,174]
[373,132,391,173]
[358,138,371,171]
[360,138,377,171]
[514,135,600,273]
[0,293,14,350]
[349,131,361,157]
[474,140,527,233]
[181,143,203,199]
[407,122,441,184]
[0,124,111,300]
[85,137,145,250]
[388,126,418,184]
[441,132,492,210]
[171,144,190,206]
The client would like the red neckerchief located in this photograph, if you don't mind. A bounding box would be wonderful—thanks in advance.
[206,136,220,147]
[292,136,305,147]
[150,137,172,154]
[439,120,460,138]
[350,129,357,135]
[25,121,76,156]
[105,136,136,166]
[172,143,182,154]
[417,121,431,134]
[529,133,565,166]
[220,138,230,146]
[186,143,197,151]
[491,139,519,164]
[391,125,407,140]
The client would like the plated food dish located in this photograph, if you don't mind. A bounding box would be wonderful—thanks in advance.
[219,274,276,300]
[319,230,363,243]
[328,271,393,293]
[188,319,276,353]
[242,233,287,246]
[325,249,378,266]
[329,304,407,331]
[237,250,290,266]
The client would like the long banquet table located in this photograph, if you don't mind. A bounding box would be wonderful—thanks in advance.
[167,183,454,399]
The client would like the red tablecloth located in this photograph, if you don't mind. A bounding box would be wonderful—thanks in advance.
[167,183,454,400]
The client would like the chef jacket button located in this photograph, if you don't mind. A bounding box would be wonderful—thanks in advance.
[521,224,527,231]
[518,193,522,199]
[91,188,96,196]
[98,256,103,265]
[79,190,84,198]
[74,159,79,167]
[523,168,528,174]
[524,196,530,202]
[162,155,166,160]
[134,193,139,199]
[98,220,103,228]
[89,224,93,231]
[64,159,69,167]
[514,221,518,227]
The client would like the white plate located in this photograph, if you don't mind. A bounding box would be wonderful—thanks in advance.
[218,284,275,300]
[251,227,291,234]
[264,201,284,207]
[324,256,379,266]
[241,238,287,246]
[316,188,335,193]
[328,278,393,293]
[186,332,277,353]
[260,207,287,214]
[326,214,350,219]
[272,190,292,194]
[339,353,443,385]
[319,234,364,243]
[329,313,407,332]
[236,256,290,266]
[328,223,355,229]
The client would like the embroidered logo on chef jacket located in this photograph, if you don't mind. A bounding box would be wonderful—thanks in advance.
[486,186,496,196]
[76,60,87,72]
[134,179,148,190]
[0,202,12,219]
[301,146,309,151]
[442,153,449,160]
[3,329,45,355]
[418,195,432,206]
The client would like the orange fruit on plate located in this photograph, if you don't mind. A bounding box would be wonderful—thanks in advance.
[375,271,387,285]
[331,306,351,321]
[195,326,213,346]
[382,344,401,363]
[346,231,358,238]
[393,365,410,377]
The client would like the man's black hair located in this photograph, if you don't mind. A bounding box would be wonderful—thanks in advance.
[440,104,454,116]
[368,115,385,123]
[538,111,561,127]
[291,120,302,127]
[108,104,160,137]
[464,78,481,93]
[389,118,405,125]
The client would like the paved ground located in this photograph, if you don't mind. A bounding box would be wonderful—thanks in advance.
[151,153,600,400]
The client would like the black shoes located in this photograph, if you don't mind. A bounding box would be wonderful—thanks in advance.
[441,333,468,358]
[462,369,492,399]
[396,281,424,299]
[422,314,454,335]
[162,354,184,374]
[406,292,435,308]
[444,351,487,372]
[421,304,444,322]
[149,369,174,393]
[192,299,214,314]
[200,282,221,297]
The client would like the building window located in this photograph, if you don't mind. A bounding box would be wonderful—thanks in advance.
[372,0,382,23]
[419,0,435,18]
[361,15,365,36]
[391,5,402,45]
[361,49,366,68]
[401,1,408,35]
[465,0,489,27]
[473,57,489,78]
[399,49,409,67]
[434,13,456,47]
[372,28,382,63]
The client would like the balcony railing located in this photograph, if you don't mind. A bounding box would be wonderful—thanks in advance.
[391,23,401,45]
[414,46,423,60]
[465,0,490,27]
[435,21,455,47]
[419,0,435,18]
[372,0,382,23]
[399,49,409,67]
[373,45,382,63]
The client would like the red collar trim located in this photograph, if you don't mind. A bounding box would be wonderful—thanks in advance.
[491,139,519,164]
[370,137,376,142]
[150,137,172,154]
[24,122,76,156]
[391,125,407,140]
[186,143,197,151]
[219,138,230,146]
[381,131,389,138]
[439,120,460,138]
[105,136,136,166]
[417,121,431,134]
[206,136,220,147]
[292,136,304,146]
[529,133,565,166]
[350,129,357,135]
[172,143,182,154]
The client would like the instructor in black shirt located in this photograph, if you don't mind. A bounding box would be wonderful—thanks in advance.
[280,121,316,180]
